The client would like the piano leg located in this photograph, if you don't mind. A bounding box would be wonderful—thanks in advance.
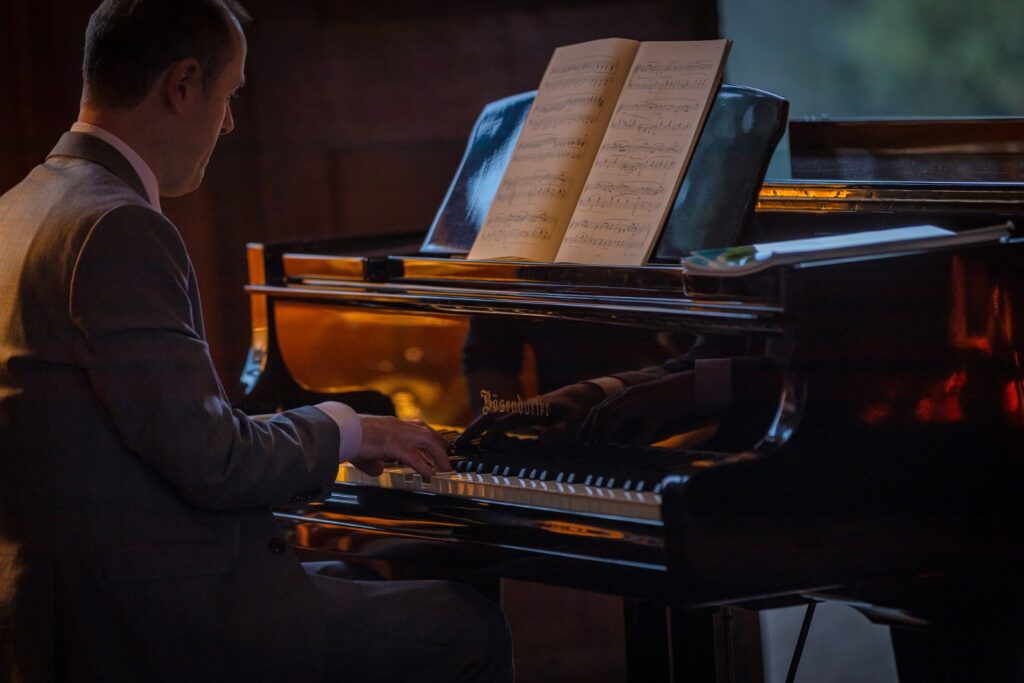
[670,606,719,682]
[624,602,764,682]
[624,599,673,681]
[709,607,765,683]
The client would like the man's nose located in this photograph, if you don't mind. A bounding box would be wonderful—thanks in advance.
[221,105,235,135]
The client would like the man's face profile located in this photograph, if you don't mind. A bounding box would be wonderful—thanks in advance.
[165,16,247,196]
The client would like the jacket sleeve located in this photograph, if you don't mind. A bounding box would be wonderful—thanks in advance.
[68,204,340,511]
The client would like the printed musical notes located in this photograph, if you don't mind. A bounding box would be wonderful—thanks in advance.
[468,37,730,265]
[469,38,639,262]
[482,211,558,246]
[494,171,572,205]
[555,39,730,265]
[511,134,588,163]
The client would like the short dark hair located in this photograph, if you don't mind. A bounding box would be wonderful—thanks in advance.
[82,0,250,108]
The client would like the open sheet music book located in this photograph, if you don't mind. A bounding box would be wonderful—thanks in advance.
[467,37,731,265]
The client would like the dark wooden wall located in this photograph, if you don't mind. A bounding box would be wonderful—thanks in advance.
[1,0,719,395]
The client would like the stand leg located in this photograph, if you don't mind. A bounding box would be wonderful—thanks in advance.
[670,606,719,682]
[624,599,671,682]
[624,602,761,682]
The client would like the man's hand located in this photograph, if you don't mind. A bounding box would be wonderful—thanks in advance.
[350,416,452,478]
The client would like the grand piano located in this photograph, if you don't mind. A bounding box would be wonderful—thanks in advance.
[238,89,1024,681]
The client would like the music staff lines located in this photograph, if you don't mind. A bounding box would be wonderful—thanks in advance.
[627,76,711,92]
[527,112,597,130]
[577,195,659,215]
[543,74,616,91]
[576,179,666,216]
[561,231,638,252]
[634,59,715,75]
[532,94,607,115]
[617,98,699,115]
[483,210,558,245]
[566,216,653,238]
[548,55,620,77]
[610,115,694,136]
[595,138,685,175]
[495,171,573,205]
[512,134,588,163]
[586,179,664,196]
[626,59,715,94]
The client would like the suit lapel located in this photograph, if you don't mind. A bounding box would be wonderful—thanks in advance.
[47,132,150,203]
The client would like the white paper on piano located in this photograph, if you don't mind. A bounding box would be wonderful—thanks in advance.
[555,39,731,266]
[679,223,1014,277]
[468,38,640,262]
[468,37,730,265]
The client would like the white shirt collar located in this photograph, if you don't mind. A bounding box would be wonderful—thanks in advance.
[70,122,162,212]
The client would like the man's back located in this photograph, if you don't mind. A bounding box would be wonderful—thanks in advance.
[1,2,512,679]
[0,132,334,682]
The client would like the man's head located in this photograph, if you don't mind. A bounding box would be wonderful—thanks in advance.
[79,0,250,196]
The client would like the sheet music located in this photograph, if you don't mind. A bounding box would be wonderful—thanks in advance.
[555,40,730,265]
[469,38,639,262]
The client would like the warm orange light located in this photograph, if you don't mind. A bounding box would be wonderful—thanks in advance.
[943,370,967,394]
[538,520,625,540]
[1005,380,1024,415]
[948,256,1014,355]
[915,371,965,423]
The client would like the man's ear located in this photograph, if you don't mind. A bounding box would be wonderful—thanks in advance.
[164,58,203,114]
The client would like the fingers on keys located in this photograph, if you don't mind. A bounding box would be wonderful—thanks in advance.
[396,421,452,477]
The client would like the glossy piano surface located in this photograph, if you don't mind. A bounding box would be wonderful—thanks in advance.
[242,172,1024,610]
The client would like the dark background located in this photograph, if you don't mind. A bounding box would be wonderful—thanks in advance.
[0,0,719,394]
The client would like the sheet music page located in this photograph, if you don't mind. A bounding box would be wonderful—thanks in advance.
[468,38,639,262]
[554,39,730,266]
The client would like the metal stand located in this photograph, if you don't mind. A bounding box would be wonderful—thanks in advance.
[784,602,816,683]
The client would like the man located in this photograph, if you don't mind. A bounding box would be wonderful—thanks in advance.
[0,1,512,680]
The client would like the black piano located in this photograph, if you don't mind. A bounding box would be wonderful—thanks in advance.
[239,92,1024,681]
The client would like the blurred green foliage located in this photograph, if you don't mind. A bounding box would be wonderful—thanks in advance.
[720,0,1024,117]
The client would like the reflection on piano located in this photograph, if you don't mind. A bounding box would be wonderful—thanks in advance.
[240,102,1024,681]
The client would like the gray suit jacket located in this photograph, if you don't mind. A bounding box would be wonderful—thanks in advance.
[0,133,340,681]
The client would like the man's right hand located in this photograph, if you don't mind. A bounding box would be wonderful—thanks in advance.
[350,415,452,478]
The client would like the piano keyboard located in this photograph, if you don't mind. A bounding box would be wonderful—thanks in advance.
[336,463,665,521]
